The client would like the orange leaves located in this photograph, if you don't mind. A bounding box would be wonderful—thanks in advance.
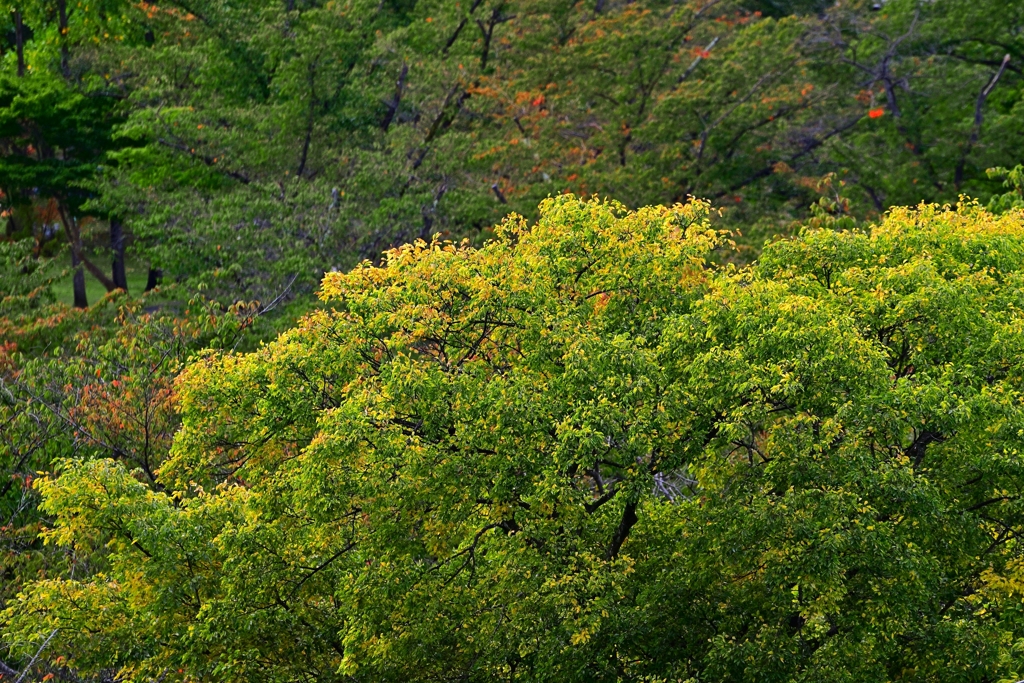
[136,0,159,18]
[5,300,241,494]
[34,197,60,224]
[0,341,16,372]
[467,85,500,98]
[136,1,195,21]
[472,144,507,161]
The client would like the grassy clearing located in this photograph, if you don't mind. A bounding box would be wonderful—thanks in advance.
[48,253,151,307]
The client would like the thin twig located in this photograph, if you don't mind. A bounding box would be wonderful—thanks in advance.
[677,36,719,85]
[15,629,58,683]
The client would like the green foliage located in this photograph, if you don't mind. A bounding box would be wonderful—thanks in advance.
[987,164,1024,213]
[0,71,119,206]
[0,237,59,319]
[6,0,1024,301]
[819,0,1024,211]
[8,196,1024,682]
[7,0,1024,679]
[0,292,264,655]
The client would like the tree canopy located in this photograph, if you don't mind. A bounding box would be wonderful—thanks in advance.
[6,195,1024,682]
[7,0,1024,300]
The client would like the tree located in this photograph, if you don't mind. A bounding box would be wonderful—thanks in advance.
[0,0,142,305]
[0,69,123,306]
[82,0,861,303]
[0,235,58,320]
[805,0,1024,213]
[26,0,1023,309]
[8,195,1024,682]
[0,288,261,680]
[9,0,1024,678]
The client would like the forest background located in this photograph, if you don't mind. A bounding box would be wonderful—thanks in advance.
[6,0,1024,680]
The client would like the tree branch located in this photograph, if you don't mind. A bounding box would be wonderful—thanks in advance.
[606,500,638,560]
[955,54,1010,190]
[676,36,719,86]
[381,63,409,132]
[56,202,119,292]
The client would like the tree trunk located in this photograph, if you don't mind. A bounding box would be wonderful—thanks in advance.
[13,10,25,77]
[56,200,119,292]
[71,248,88,308]
[381,63,408,132]
[145,267,162,292]
[56,0,69,77]
[110,218,128,291]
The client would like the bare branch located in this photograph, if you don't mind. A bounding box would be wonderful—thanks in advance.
[676,36,719,86]
[14,629,58,683]
[955,54,1011,190]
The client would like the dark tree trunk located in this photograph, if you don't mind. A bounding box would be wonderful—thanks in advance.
[606,501,638,560]
[13,10,25,77]
[71,248,88,309]
[145,267,162,292]
[110,218,128,291]
[56,0,69,77]
[56,200,119,292]
[381,63,408,132]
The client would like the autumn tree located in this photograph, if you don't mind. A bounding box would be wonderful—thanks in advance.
[0,290,261,677]
[7,195,1024,682]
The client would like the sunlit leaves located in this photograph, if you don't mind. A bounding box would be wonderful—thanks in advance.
[9,197,1024,682]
